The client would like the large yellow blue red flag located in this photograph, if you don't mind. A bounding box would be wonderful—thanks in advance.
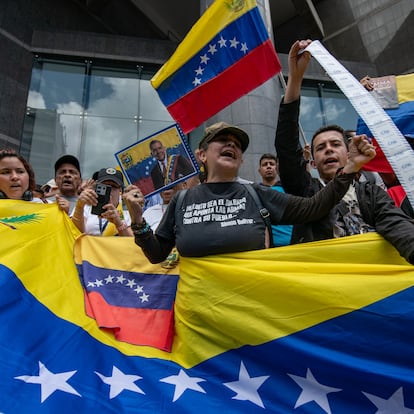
[2,200,414,412]
[151,0,281,133]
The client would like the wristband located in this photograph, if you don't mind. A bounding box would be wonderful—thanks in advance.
[116,221,129,232]
[131,219,151,236]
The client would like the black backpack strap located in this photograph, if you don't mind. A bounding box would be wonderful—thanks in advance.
[400,196,414,218]
[174,189,187,217]
[244,184,274,248]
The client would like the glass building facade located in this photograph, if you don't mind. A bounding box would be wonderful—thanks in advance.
[22,56,175,185]
[300,80,360,140]
[22,55,360,185]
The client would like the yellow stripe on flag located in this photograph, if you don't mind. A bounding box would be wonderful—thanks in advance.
[396,73,414,104]
[74,234,179,287]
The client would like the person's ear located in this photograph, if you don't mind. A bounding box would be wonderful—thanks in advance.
[310,160,317,169]
[198,148,207,164]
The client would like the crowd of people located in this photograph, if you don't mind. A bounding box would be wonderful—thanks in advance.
[2,39,414,265]
[0,150,134,237]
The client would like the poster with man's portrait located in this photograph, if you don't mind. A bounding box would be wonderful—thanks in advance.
[115,124,199,198]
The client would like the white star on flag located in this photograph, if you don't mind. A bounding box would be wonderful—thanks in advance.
[140,293,149,302]
[116,275,126,283]
[363,387,414,413]
[223,361,269,408]
[126,279,136,288]
[95,365,145,399]
[160,368,206,402]
[15,361,80,403]
[288,368,341,414]
[240,43,249,54]
[218,36,227,47]
[134,285,144,294]
[229,37,240,48]
[208,44,217,55]
[104,275,114,283]
[200,54,209,65]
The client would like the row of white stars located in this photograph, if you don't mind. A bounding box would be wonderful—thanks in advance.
[86,273,149,303]
[145,159,155,177]
[14,361,414,412]
[289,368,414,414]
[192,35,249,87]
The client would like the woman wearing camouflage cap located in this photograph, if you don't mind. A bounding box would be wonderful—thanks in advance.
[124,122,375,260]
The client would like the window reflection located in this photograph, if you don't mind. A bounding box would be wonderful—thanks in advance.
[88,67,139,118]
[23,57,174,185]
[80,116,137,177]
[27,60,85,112]
[299,87,322,141]
[321,89,359,129]
[138,81,172,122]
[299,82,359,143]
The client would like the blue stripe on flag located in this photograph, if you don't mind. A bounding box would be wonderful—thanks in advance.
[357,100,414,138]
[77,261,179,309]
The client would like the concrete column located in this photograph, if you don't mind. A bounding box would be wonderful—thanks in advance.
[198,0,282,182]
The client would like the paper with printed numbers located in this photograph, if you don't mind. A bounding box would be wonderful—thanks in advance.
[305,41,414,208]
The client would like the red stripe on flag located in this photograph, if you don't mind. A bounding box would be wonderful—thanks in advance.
[388,185,406,207]
[84,291,175,351]
[362,138,393,173]
[133,176,155,195]
[168,40,281,134]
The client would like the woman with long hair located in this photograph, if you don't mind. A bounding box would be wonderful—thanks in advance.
[0,149,36,201]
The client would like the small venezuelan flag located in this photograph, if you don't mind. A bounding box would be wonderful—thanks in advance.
[357,73,414,173]
[151,0,281,133]
[74,235,179,351]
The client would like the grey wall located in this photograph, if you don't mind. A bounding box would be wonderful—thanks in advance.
[0,0,177,149]
[318,0,414,76]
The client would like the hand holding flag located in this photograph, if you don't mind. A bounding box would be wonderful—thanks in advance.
[2,202,414,412]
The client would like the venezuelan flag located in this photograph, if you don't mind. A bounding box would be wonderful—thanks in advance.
[151,0,281,133]
[357,73,414,173]
[1,201,414,412]
[75,235,179,351]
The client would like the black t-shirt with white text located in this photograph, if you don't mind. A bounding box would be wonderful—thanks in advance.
[156,182,287,257]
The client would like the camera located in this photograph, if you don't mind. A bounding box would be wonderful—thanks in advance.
[91,183,111,215]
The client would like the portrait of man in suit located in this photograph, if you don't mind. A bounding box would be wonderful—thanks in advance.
[149,139,195,190]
